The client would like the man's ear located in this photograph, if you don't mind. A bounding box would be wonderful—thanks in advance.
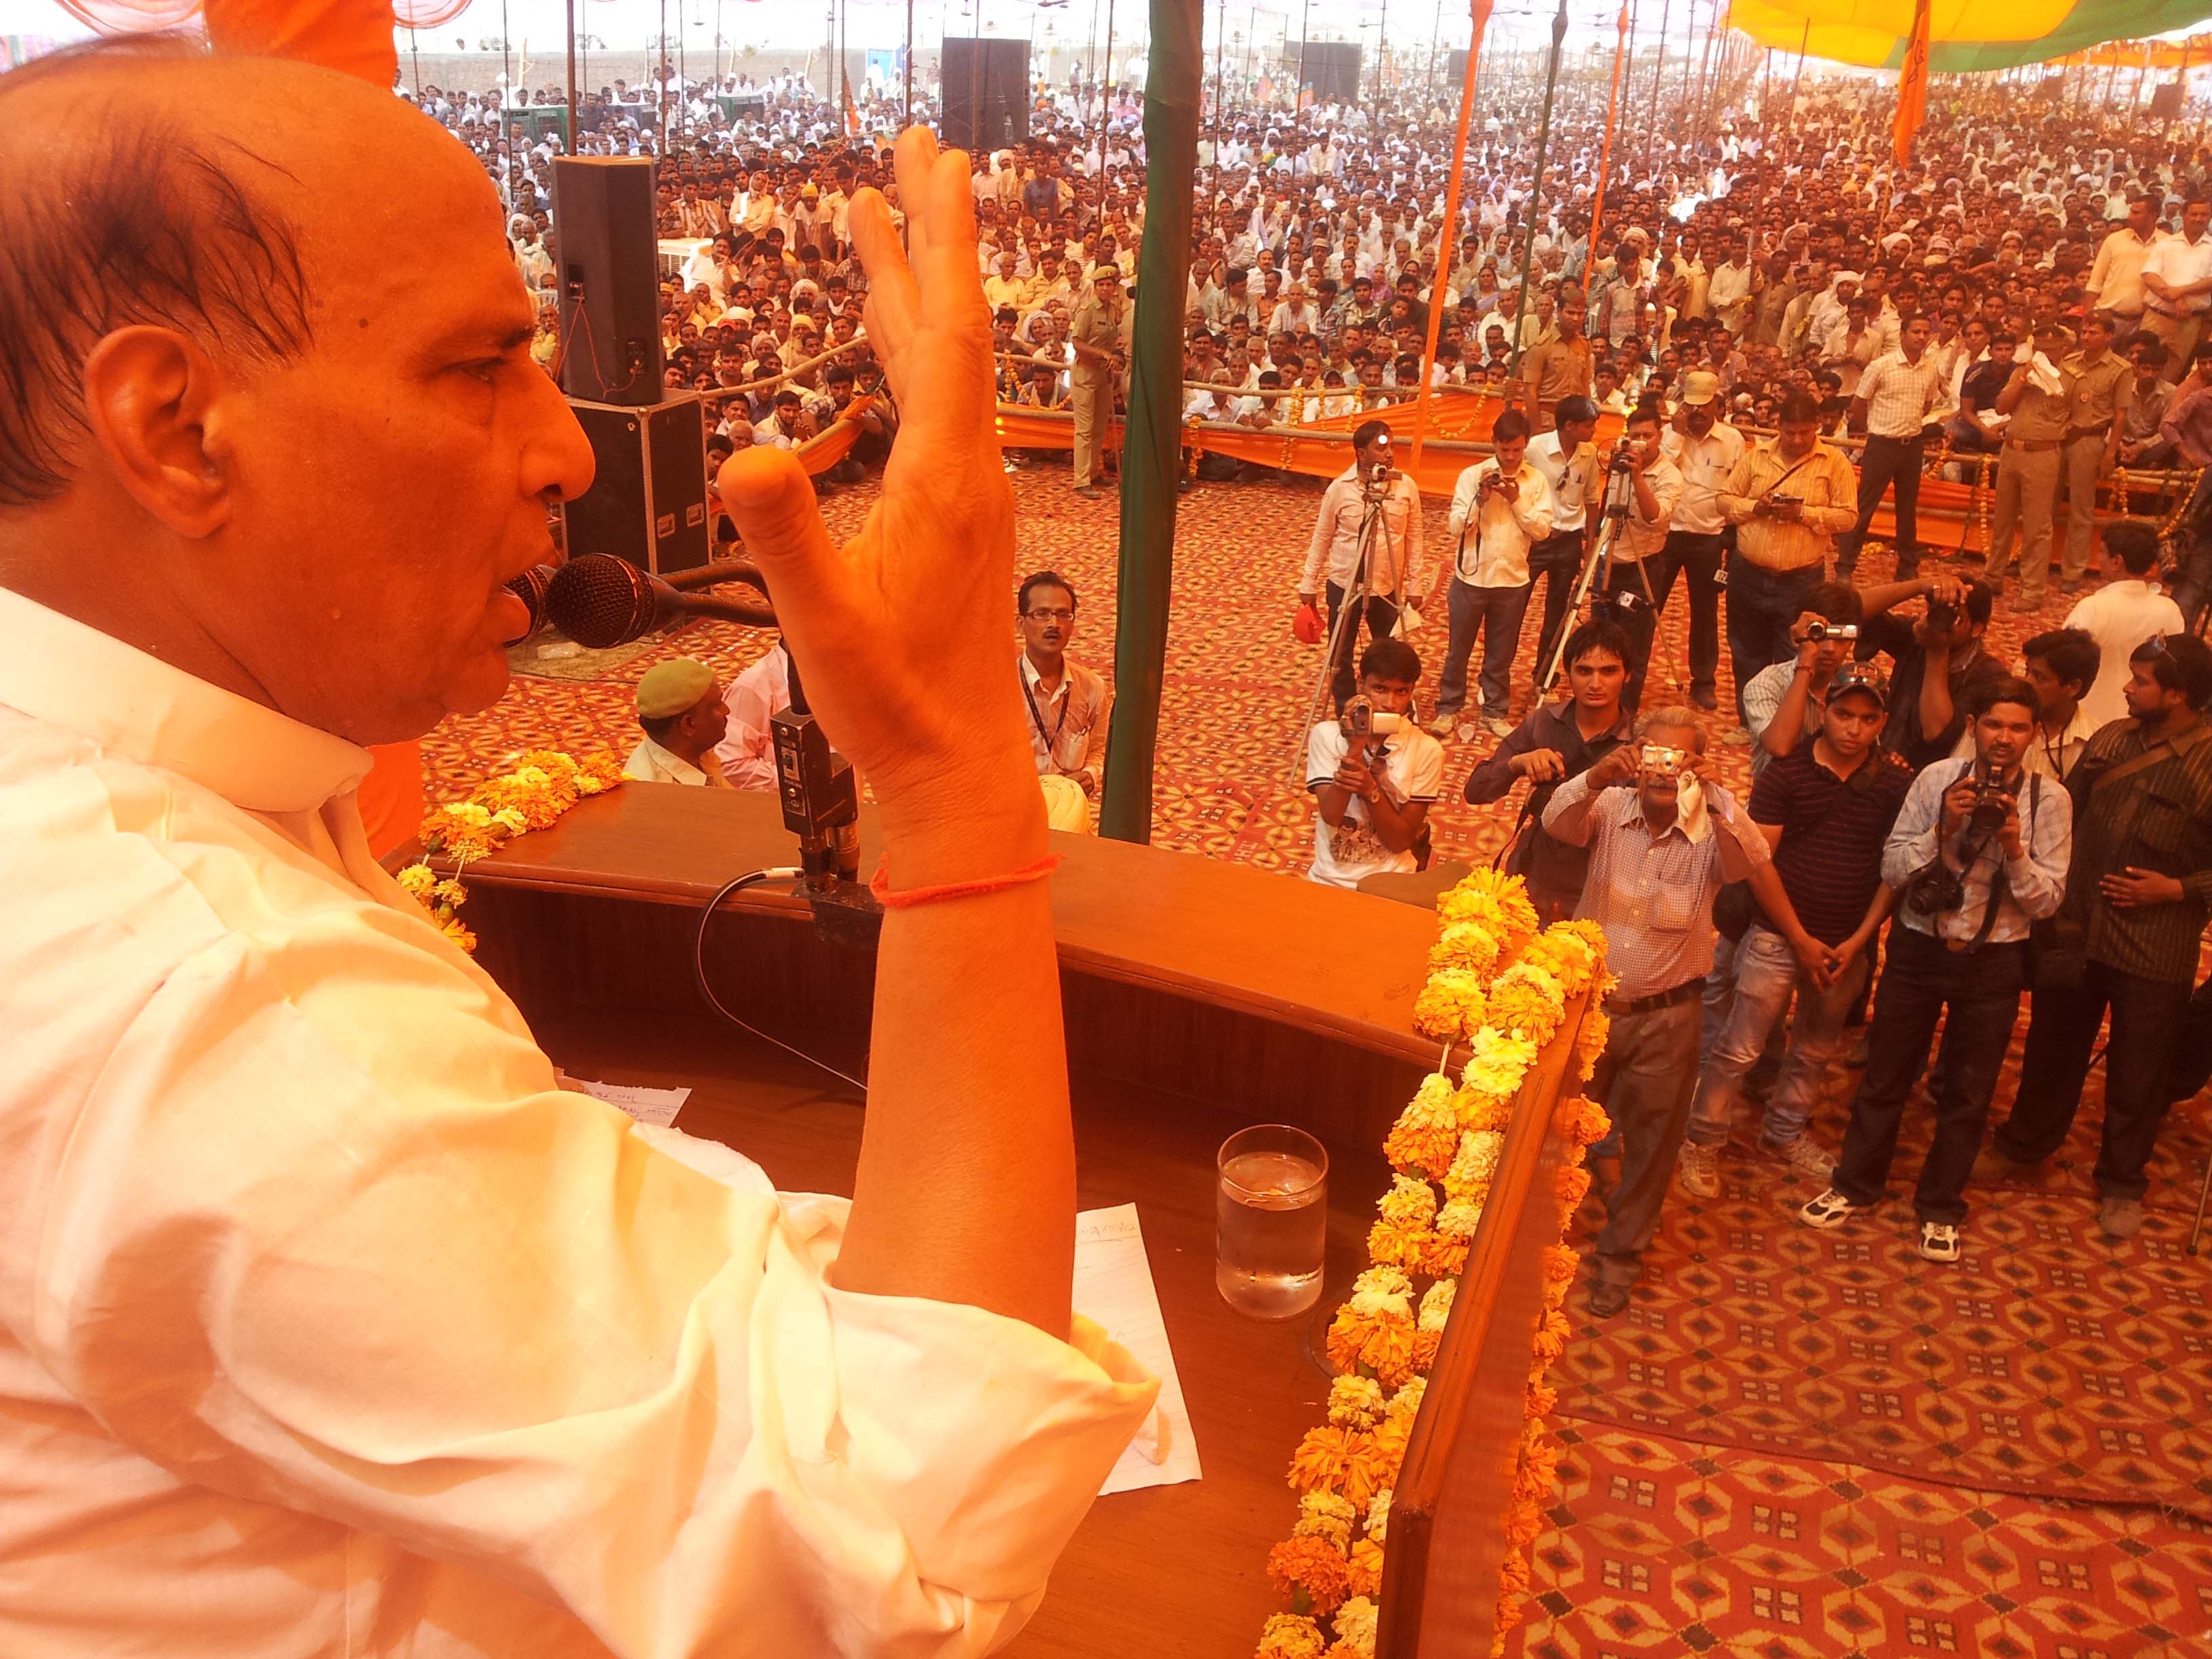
[77,327,232,539]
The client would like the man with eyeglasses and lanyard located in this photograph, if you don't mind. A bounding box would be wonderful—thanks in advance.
[1017,571,1112,825]
[1980,633,2212,1240]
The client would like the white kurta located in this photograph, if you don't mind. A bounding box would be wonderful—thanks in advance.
[0,586,1155,1657]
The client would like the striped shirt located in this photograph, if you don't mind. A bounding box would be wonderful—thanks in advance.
[2062,717,2212,983]
[1541,772,1770,1001]
[1746,743,1914,944]
[1854,349,1954,439]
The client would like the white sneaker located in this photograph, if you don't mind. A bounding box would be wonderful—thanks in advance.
[1486,715,1516,737]
[1769,1134,1835,1184]
[1426,712,1460,737]
[1675,1141,1721,1198]
[1917,1221,1962,1263]
[1799,1187,1868,1229]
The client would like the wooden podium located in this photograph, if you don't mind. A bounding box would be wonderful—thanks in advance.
[432,782,1588,1656]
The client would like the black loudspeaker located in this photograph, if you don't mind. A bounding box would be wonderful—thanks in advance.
[1446,48,1467,86]
[2152,82,2185,120]
[562,395,710,580]
[551,155,665,407]
[941,37,1029,152]
[1296,41,1362,104]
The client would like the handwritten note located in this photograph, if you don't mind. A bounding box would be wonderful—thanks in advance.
[575,1079,693,1128]
[1076,1204,1204,1496]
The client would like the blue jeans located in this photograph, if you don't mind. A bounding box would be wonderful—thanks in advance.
[1435,576,1534,720]
[1724,559,1822,722]
[1688,923,1869,1151]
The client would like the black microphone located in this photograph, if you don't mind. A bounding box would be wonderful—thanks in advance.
[503,562,558,646]
[544,554,777,647]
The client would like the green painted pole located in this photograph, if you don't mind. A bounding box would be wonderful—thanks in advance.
[1097,0,1202,842]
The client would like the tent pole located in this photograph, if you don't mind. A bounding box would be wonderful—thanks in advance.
[1406,0,1497,476]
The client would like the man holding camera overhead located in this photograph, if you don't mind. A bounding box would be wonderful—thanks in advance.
[1801,677,2073,1265]
[1851,574,2008,773]
[1719,390,1859,715]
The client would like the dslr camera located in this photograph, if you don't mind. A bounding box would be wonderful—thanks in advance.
[1926,596,1958,631]
[1967,762,2013,832]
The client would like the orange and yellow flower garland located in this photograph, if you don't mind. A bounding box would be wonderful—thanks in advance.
[1256,867,1615,1659]
[396,748,624,952]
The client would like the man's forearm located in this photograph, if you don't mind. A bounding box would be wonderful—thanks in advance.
[834,776,1073,1339]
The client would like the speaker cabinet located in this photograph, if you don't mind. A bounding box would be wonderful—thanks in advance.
[1296,42,1363,104]
[941,37,1030,152]
[2152,82,2185,120]
[561,396,710,580]
[551,156,665,407]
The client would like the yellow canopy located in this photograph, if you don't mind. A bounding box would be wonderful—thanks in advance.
[1731,0,2212,71]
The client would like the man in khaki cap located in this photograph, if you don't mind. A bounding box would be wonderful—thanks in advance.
[623,656,731,783]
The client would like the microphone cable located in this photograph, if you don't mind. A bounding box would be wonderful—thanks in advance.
[693,867,869,1096]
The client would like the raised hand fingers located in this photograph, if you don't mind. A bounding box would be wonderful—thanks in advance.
[852,190,920,387]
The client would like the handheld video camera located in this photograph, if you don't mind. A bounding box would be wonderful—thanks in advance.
[1341,694,1411,741]
[1804,621,1860,642]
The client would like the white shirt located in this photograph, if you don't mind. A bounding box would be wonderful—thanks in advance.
[1443,457,1556,587]
[712,643,792,790]
[624,733,729,785]
[0,586,1153,1658]
[1526,430,1602,535]
[2145,230,2212,316]
[2064,578,2186,729]
[1660,422,1747,535]
[1304,720,1445,888]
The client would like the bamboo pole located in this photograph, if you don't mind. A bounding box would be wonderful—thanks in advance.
[1507,0,1570,390]
[1406,0,1496,477]
[1582,3,1631,299]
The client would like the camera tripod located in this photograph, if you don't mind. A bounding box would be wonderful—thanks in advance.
[1534,445,1679,700]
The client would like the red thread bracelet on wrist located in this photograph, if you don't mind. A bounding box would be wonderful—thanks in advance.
[869,852,1063,909]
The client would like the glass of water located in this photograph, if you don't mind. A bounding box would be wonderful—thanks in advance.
[1216,1124,1329,1319]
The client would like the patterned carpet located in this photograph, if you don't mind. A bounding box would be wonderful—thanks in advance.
[429,463,2212,1658]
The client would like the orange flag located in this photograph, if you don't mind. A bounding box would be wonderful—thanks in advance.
[1893,0,1931,169]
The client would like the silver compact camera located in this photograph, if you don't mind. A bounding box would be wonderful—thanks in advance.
[1639,743,1687,779]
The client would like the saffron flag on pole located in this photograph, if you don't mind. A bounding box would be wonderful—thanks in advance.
[1893,0,1931,166]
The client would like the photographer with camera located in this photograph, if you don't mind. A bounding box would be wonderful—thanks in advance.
[1719,390,1860,713]
[1524,396,1608,693]
[1981,634,2212,1240]
[1465,617,1637,924]
[1679,665,1914,1197]
[1803,678,2072,1265]
[1745,573,1958,777]
[1852,573,2007,773]
[1597,403,1687,714]
[1427,409,1556,738]
[1305,636,1446,888]
[1299,420,1426,714]
[1542,708,1797,1317]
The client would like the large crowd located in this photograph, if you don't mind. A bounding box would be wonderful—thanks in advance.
[407,53,2212,1307]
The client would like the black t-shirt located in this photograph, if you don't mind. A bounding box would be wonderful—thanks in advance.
[1856,614,2005,773]
[1746,742,1914,944]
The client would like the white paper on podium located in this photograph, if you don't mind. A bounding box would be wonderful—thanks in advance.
[576,1079,693,1128]
[1076,1204,1204,1496]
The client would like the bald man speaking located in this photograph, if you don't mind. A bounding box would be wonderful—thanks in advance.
[0,40,1151,1659]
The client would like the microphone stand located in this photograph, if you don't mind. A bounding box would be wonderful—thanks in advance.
[768,651,880,948]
